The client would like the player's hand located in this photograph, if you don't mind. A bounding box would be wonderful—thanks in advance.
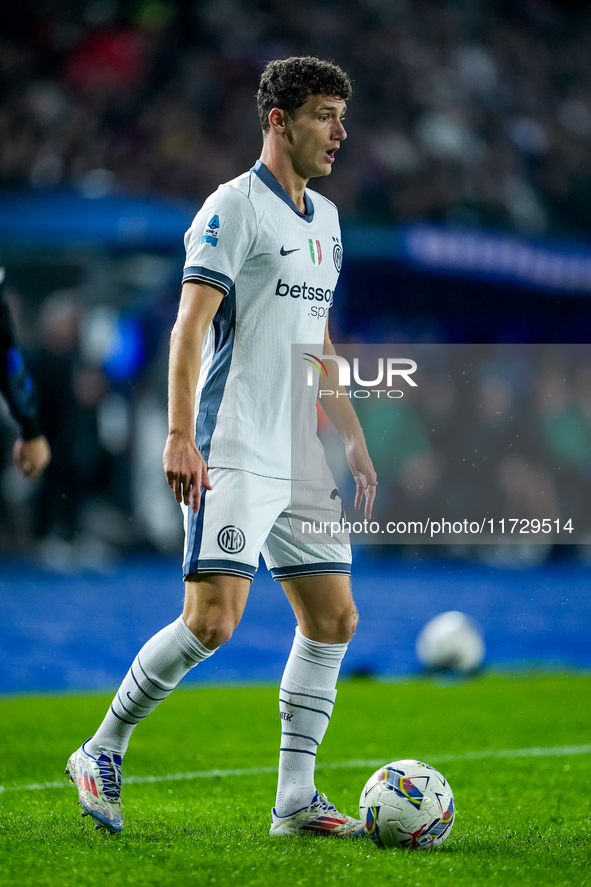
[345,437,377,519]
[13,435,51,478]
[163,432,212,514]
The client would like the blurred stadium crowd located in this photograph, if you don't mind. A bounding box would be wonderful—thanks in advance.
[2,0,591,567]
[1,0,591,237]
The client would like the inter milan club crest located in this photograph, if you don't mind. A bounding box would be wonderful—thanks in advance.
[332,238,343,272]
[217,525,245,554]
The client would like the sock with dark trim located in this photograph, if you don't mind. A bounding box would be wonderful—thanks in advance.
[85,616,214,757]
[275,627,348,816]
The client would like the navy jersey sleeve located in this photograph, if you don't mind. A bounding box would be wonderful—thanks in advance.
[0,269,43,440]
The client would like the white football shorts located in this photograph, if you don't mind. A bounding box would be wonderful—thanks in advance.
[182,467,352,581]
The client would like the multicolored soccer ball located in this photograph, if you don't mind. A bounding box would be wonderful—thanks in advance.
[359,759,455,850]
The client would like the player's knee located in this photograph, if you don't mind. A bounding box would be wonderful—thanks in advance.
[200,622,235,648]
[184,612,236,648]
[337,604,358,642]
[315,604,358,644]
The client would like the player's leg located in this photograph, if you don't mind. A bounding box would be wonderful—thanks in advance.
[66,574,249,832]
[262,477,361,836]
[281,572,358,643]
[270,573,364,836]
[66,467,269,832]
[86,574,250,756]
[277,573,357,809]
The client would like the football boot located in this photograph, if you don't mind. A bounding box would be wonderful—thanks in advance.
[270,791,366,838]
[65,739,123,833]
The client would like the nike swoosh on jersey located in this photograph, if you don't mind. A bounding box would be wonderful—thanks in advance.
[280,246,300,256]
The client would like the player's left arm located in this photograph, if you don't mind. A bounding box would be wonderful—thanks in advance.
[319,321,377,518]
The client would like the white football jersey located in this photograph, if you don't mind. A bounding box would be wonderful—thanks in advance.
[183,160,343,478]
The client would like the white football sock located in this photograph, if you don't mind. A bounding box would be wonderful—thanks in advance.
[275,627,348,816]
[86,616,214,757]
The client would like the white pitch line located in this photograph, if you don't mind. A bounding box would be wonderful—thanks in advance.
[2,743,590,795]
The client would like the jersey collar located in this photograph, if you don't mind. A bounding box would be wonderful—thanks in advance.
[251,160,314,223]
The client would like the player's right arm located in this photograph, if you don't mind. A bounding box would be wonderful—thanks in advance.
[163,281,224,514]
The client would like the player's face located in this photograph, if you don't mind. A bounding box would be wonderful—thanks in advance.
[285,94,347,179]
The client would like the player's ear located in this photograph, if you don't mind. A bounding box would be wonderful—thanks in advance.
[268,107,287,133]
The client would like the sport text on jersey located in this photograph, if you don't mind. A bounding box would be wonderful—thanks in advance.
[275,279,334,318]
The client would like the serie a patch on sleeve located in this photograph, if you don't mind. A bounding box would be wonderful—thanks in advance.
[201,214,220,246]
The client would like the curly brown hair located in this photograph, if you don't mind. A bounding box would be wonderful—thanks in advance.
[257,56,352,133]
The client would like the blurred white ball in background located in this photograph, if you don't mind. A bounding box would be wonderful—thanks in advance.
[416,610,485,673]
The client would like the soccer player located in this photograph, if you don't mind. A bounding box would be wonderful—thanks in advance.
[66,56,377,837]
[0,267,51,478]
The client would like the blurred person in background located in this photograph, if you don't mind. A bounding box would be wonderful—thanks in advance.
[0,267,51,478]
[29,290,83,542]
[30,290,108,553]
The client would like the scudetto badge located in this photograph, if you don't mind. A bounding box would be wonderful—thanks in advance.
[217,525,246,554]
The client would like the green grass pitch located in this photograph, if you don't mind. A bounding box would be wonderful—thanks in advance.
[1,674,590,886]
